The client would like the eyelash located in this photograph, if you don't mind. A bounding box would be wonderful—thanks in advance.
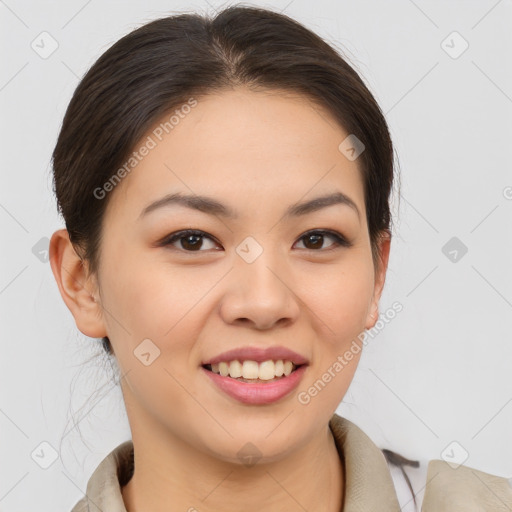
[160,229,352,253]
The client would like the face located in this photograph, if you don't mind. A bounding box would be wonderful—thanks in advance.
[54,86,389,464]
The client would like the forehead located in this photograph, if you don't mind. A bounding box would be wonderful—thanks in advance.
[105,87,365,222]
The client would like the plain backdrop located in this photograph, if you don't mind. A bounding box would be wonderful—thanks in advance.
[1,0,511,510]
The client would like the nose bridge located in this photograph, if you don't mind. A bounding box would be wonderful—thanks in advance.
[236,238,288,300]
[220,237,299,328]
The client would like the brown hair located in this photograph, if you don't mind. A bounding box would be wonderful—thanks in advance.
[52,4,399,357]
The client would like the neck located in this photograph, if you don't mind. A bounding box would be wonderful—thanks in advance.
[121,421,344,512]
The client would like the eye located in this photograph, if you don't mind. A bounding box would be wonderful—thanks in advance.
[159,228,351,253]
[160,229,221,252]
[294,230,351,251]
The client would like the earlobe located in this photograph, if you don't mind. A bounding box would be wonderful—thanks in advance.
[364,231,392,330]
[365,308,379,331]
[49,229,107,338]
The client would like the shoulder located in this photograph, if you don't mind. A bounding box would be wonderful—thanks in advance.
[421,458,512,510]
[69,440,134,512]
[384,449,512,511]
[329,414,512,511]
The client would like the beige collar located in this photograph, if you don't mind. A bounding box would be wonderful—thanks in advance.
[329,414,401,511]
[72,414,512,511]
[74,414,400,512]
[422,458,512,511]
[331,415,512,511]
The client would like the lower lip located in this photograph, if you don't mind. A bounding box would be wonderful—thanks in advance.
[202,365,307,405]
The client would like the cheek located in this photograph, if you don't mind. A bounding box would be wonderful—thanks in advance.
[100,242,208,340]
[296,265,371,410]
[303,258,374,336]
[103,259,206,417]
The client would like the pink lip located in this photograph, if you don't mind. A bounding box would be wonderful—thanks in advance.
[202,346,309,366]
[202,364,307,405]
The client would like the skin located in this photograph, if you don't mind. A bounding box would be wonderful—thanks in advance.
[50,86,390,512]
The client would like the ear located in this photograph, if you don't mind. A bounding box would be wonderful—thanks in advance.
[364,230,391,330]
[49,229,107,338]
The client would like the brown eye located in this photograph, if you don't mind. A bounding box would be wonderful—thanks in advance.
[162,230,221,252]
[295,230,351,251]
[180,233,204,251]
[302,233,324,250]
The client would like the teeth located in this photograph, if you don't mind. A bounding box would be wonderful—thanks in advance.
[243,360,259,379]
[229,360,242,378]
[219,362,229,377]
[258,360,275,380]
[283,360,293,376]
[208,359,298,380]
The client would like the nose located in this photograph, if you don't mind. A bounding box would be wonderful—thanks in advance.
[219,248,300,330]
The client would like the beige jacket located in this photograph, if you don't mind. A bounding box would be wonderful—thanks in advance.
[70,413,512,511]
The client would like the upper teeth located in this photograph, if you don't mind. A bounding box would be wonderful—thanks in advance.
[211,360,296,380]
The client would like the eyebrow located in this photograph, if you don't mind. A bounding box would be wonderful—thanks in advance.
[138,191,360,221]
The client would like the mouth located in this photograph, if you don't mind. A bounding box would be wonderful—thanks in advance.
[201,360,308,405]
[201,360,307,384]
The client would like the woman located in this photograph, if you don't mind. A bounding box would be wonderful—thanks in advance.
[49,5,512,511]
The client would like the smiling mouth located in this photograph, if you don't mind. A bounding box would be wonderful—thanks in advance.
[202,363,305,383]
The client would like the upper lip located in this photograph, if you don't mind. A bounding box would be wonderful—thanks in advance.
[202,346,309,366]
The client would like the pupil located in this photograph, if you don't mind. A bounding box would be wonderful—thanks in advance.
[306,234,322,249]
[183,235,201,250]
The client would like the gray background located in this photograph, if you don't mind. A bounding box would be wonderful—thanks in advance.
[1,0,511,510]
